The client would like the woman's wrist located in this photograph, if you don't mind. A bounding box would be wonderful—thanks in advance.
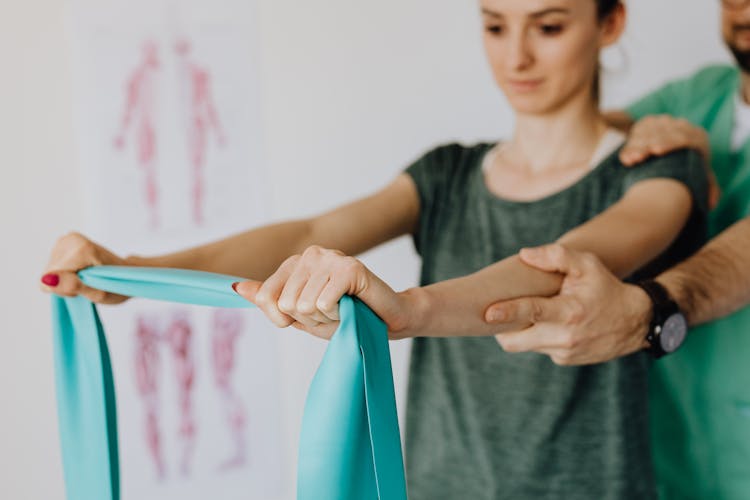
[389,287,432,340]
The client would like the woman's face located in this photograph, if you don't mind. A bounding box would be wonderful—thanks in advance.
[481,0,618,115]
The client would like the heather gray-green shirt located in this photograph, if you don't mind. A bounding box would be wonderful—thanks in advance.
[403,143,708,500]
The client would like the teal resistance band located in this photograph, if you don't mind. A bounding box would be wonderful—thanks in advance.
[50,266,407,500]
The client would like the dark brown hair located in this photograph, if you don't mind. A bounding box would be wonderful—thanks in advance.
[593,0,622,102]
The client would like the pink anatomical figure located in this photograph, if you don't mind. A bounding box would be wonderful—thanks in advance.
[114,40,161,229]
[174,38,226,226]
[165,310,197,477]
[134,314,166,480]
[211,309,247,470]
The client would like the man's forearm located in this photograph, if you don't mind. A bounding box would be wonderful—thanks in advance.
[657,216,750,325]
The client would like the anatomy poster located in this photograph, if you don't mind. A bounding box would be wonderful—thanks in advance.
[69,1,284,498]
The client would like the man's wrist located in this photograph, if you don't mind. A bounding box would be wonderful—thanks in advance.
[625,283,652,351]
[653,273,693,326]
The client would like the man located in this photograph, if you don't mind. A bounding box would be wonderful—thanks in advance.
[486,2,750,498]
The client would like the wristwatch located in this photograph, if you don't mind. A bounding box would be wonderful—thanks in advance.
[635,279,688,358]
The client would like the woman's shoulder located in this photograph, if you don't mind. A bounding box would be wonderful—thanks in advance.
[416,141,495,167]
[617,148,709,211]
[405,141,494,182]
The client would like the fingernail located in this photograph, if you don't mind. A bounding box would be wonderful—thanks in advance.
[231,282,240,293]
[488,309,506,322]
[42,273,60,287]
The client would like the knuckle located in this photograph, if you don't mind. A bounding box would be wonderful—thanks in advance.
[566,302,586,325]
[254,290,272,308]
[283,254,301,267]
[561,331,578,350]
[272,316,293,328]
[317,299,336,314]
[297,300,315,314]
[579,252,598,269]
[552,354,573,366]
[302,245,323,258]
[277,298,295,314]
[530,300,544,323]
[498,339,516,352]
[340,256,363,274]
[548,243,566,261]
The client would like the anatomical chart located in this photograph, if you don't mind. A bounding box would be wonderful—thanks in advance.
[69,2,283,499]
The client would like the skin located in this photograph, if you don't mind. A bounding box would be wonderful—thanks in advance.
[482,1,750,364]
[41,1,708,367]
[232,0,695,345]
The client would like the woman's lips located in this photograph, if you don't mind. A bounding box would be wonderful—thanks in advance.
[507,78,544,92]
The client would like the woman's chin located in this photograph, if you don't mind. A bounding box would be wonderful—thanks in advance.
[506,97,557,116]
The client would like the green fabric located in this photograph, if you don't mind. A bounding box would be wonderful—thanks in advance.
[51,266,406,500]
[402,143,708,500]
[627,64,750,500]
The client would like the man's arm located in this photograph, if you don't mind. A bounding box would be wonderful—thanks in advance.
[658,216,750,325]
[235,177,694,343]
[483,216,750,365]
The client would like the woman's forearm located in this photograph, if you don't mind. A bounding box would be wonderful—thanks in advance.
[400,255,563,338]
[125,219,315,280]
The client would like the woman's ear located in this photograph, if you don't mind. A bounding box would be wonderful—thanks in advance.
[599,2,626,49]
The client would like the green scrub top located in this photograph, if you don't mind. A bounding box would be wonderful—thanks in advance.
[628,65,750,500]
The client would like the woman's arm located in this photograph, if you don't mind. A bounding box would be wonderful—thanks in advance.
[234,177,694,340]
[403,178,693,338]
[128,174,419,279]
[40,174,419,302]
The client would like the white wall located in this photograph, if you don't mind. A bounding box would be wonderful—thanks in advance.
[0,1,730,499]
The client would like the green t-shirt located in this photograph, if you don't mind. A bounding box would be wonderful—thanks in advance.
[628,65,750,500]
[403,143,708,500]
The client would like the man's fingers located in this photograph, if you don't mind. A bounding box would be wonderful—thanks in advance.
[485,295,562,326]
[518,244,585,276]
[495,325,559,354]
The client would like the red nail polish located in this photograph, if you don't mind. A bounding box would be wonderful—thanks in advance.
[42,273,60,287]
[231,282,240,293]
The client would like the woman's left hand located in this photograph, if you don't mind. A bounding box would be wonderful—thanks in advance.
[233,245,413,339]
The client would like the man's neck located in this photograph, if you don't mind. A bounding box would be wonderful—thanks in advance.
[739,70,750,104]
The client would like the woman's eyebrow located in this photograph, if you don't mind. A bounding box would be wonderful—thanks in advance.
[481,7,571,19]
[530,7,571,18]
[481,8,502,18]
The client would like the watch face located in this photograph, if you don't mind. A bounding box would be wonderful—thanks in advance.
[660,313,688,353]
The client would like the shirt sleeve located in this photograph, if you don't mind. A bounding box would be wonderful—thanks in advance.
[622,148,709,214]
[626,79,688,120]
[622,149,710,278]
[403,144,459,256]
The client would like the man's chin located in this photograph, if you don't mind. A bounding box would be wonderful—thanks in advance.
[729,44,750,73]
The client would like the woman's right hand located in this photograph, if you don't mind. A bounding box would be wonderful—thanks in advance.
[39,232,130,304]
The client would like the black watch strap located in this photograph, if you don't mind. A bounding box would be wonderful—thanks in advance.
[636,280,679,358]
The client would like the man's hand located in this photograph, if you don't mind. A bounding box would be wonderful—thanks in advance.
[486,244,652,366]
[619,114,720,208]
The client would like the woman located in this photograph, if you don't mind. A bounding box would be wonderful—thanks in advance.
[42,1,707,498]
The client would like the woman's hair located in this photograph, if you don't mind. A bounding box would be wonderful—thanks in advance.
[596,0,620,20]
[593,0,622,102]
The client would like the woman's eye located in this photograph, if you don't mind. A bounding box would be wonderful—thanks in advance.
[539,24,564,35]
[485,24,504,35]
